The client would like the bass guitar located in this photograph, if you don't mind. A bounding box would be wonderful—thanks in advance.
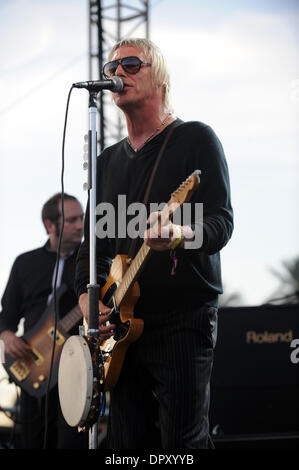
[3,284,82,397]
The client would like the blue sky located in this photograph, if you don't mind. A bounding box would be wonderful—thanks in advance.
[0,0,298,306]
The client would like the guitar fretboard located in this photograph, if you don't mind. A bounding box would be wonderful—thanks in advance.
[113,201,175,306]
[114,243,151,307]
[58,305,83,332]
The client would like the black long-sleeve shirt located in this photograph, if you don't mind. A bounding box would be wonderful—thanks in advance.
[0,241,79,334]
[75,119,233,315]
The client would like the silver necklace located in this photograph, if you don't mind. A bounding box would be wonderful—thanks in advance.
[127,113,172,152]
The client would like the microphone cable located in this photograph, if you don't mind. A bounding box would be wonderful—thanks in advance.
[42,85,75,449]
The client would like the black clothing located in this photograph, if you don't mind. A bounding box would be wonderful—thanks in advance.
[107,304,217,449]
[0,241,78,334]
[75,119,233,449]
[75,120,233,314]
[0,241,88,449]
[19,388,87,449]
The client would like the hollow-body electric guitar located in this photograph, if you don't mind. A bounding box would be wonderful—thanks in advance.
[99,170,200,391]
[3,285,82,397]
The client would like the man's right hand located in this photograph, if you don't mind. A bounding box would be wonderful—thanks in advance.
[0,330,31,359]
[78,293,115,343]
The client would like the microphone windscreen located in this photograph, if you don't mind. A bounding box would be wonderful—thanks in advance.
[111,76,124,92]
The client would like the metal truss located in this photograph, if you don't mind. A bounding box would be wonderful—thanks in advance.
[88,0,149,151]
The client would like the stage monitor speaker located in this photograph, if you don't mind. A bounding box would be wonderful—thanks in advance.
[209,304,299,436]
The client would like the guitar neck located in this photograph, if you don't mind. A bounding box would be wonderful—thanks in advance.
[111,170,201,309]
[114,243,151,307]
[113,200,178,307]
[58,305,82,333]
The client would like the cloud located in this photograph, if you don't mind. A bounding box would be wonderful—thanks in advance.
[0,1,52,75]
[152,10,299,164]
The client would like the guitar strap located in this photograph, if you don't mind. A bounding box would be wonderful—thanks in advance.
[127,121,181,261]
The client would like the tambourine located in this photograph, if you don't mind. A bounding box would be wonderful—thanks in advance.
[58,335,103,429]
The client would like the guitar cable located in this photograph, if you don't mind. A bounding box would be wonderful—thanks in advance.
[42,85,74,449]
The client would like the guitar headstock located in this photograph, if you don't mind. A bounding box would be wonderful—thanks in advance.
[169,170,201,207]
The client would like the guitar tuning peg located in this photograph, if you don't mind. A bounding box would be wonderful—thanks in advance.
[83,162,88,170]
[83,182,88,191]
[84,134,88,142]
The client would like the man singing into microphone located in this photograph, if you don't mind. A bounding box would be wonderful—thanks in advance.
[75,38,233,449]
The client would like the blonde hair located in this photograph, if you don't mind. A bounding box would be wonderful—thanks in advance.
[109,37,173,112]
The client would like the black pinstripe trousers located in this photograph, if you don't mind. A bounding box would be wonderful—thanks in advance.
[106,304,217,449]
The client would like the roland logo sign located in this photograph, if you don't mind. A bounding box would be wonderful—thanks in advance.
[246,330,294,344]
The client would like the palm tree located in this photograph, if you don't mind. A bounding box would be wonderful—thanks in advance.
[267,255,299,304]
[219,284,244,307]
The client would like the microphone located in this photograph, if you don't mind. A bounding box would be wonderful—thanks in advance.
[73,76,124,92]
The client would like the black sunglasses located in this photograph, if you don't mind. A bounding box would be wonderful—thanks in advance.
[103,56,151,79]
